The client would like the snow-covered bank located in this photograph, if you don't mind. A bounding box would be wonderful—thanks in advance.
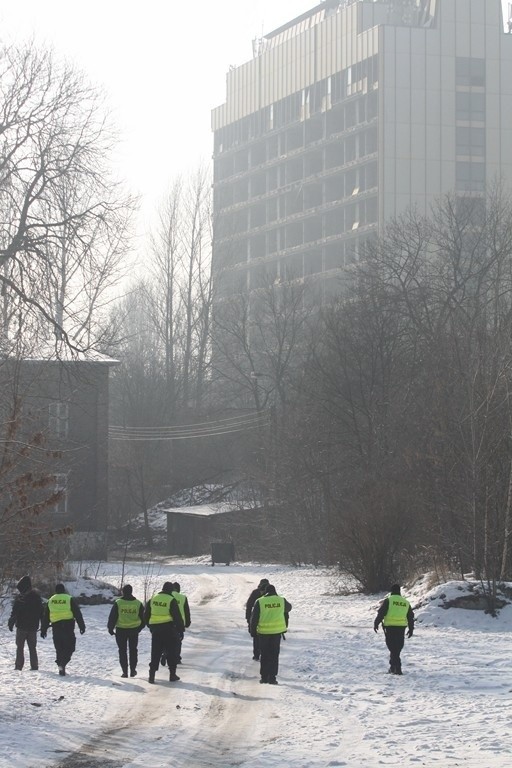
[1,562,512,767]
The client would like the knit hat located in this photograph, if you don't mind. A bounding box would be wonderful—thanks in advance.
[258,578,269,589]
[55,583,66,594]
[390,584,401,594]
[173,582,180,592]
[162,581,174,594]
[122,584,133,597]
[264,584,277,596]
[16,575,32,594]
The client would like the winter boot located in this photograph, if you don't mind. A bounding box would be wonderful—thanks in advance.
[130,669,137,677]
[148,670,155,684]
[169,670,180,682]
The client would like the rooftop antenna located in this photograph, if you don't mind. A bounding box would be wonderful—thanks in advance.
[252,19,265,58]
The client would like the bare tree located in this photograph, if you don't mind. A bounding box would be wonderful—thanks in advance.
[0,41,135,349]
[324,187,512,592]
[147,167,213,417]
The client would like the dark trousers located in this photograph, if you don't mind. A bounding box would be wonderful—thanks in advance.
[252,634,260,659]
[149,624,179,674]
[176,631,184,662]
[52,621,76,668]
[383,626,406,670]
[115,628,139,673]
[15,629,38,670]
[259,634,281,682]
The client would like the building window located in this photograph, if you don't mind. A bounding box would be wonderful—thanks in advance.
[49,402,69,438]
[456,58,485,88]
[365,161,378,190]
[325,242,345,270]
[53,473,68,516]
[305,248,323,275]
[456,126,485,157]
[456,92,485,122]
[455,196,486,225]
[366,197,378,225]
[267,229,279,254]
[456,161,485,192]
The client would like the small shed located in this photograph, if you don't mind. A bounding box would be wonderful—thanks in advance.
[165,502,259,558]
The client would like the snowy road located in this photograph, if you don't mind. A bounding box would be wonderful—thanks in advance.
[2,562,512,767]
[47,570,272,768]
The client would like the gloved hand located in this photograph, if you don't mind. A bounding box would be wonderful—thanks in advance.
[8,619,14,632]
[108,629,115,636]
[80,628,86,635]
[373,624,379,633]
[40,631,47,639]
[407,628,414,638]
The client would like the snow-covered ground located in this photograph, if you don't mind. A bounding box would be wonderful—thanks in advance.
[1,560,512,767]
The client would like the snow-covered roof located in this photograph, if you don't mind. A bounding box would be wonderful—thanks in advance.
[164,502,258,518]
[1,339,120,365]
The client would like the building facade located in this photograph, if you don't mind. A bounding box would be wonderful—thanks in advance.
[211,0,512,305]
[0,354,117,559]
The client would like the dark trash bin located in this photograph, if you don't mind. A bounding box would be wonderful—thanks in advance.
[211,542,235,566]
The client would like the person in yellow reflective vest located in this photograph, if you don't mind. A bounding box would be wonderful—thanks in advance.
[250,583,292,685]
[107,584,145,678]
[374,583,415,675]
[172,582,190,664]
[144,581,184,684]
[40,583,86,676]
[245,578,269,661]
[160,582,191,667]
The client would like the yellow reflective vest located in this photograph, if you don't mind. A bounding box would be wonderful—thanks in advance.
[256,594,287,635]
[148,593,174,625]
[383,594,410,627]
[48,594,73,623]
[115,598,142,629]
[172,592,186,623]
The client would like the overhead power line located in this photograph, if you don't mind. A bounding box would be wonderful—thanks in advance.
[109,410,270,441]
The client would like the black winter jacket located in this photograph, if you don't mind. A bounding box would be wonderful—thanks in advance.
[9,589,44,632]
[245,588,263,623]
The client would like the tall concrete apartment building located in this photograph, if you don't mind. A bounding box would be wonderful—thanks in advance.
[211,0,512,305]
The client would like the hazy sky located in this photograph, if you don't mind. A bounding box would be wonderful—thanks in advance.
[0,0,312,229]
[0,0,510,232]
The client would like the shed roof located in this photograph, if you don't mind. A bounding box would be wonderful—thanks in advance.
[165,502,258,518]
